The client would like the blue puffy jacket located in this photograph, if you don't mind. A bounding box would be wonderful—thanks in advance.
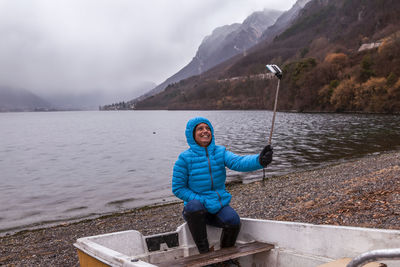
[172,117,263,214]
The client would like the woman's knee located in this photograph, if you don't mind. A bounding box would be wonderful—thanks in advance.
[217,206,240,226]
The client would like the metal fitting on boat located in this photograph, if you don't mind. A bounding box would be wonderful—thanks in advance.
[347,248,400,267]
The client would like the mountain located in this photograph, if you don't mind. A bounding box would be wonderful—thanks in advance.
[135,0,400,113]
[132,8,282,104]
[260,0,311,42]
[198,9,283,70]
[0,87,52,112]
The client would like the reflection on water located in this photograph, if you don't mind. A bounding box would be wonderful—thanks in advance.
[0,110,399,233]
[213,112,400,182]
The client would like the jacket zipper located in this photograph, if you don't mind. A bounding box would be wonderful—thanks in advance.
[205,147,223,208]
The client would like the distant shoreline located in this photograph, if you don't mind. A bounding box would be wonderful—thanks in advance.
[2,108,400,114]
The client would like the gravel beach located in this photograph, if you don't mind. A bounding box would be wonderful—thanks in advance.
[1,150,399,267]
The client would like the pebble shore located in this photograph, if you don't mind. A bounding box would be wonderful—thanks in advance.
[1,150,399,266]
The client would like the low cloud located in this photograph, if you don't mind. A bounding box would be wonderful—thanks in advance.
[0,0,296,106]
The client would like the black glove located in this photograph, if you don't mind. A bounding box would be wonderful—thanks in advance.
[259,145,273,167]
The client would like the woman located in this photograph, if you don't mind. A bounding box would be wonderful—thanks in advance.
[172,117,273,254]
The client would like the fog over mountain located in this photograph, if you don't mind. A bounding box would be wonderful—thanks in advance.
[260,0,311,41]
[0,0,297,110]
[45,81,157,110]
[0,87,52,112]
[135,8,283,103]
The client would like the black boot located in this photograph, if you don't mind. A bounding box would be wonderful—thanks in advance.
[184,209,209,254]
[220,223,241,248]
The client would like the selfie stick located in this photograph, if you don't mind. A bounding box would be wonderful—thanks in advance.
[266,64,282,145]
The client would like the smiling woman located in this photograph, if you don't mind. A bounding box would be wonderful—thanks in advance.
[194,123,212,147]
[172,116,273,256]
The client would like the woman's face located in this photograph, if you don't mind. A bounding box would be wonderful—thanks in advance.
[194,123,212,147]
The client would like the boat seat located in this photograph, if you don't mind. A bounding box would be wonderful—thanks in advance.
[157,241,274,267]
[317,257,386,267]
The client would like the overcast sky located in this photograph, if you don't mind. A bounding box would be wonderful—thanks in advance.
[0,0,296,101]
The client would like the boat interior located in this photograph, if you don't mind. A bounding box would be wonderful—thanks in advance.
[74,218,400,267]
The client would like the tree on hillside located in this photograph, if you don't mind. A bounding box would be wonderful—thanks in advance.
[359,54,375,82]
[387,78,400,112]
[330,78,357,111]
[354,77,387,112]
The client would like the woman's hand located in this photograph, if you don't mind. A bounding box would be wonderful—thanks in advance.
[259,145,273,167]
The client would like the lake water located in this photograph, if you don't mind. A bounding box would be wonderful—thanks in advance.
[1,110,400,234]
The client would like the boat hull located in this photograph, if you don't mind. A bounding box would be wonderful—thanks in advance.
[74,218,400,267]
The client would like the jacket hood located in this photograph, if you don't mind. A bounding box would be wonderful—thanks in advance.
[185,117,215,153]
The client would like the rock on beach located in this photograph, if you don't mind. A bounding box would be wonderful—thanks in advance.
[1,150,399,266]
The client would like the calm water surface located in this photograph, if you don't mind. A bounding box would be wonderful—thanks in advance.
[1,110,400,234]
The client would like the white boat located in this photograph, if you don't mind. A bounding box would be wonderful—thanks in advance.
[74,218,400,267]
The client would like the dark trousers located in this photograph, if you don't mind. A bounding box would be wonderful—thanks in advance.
[183,199,240,227]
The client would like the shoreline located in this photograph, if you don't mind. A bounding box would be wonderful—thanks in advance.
[0,149,392,237]
[0,197,181,238]
[1,150,399,266]
[3,109,400,115]
[0,199,182,238]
